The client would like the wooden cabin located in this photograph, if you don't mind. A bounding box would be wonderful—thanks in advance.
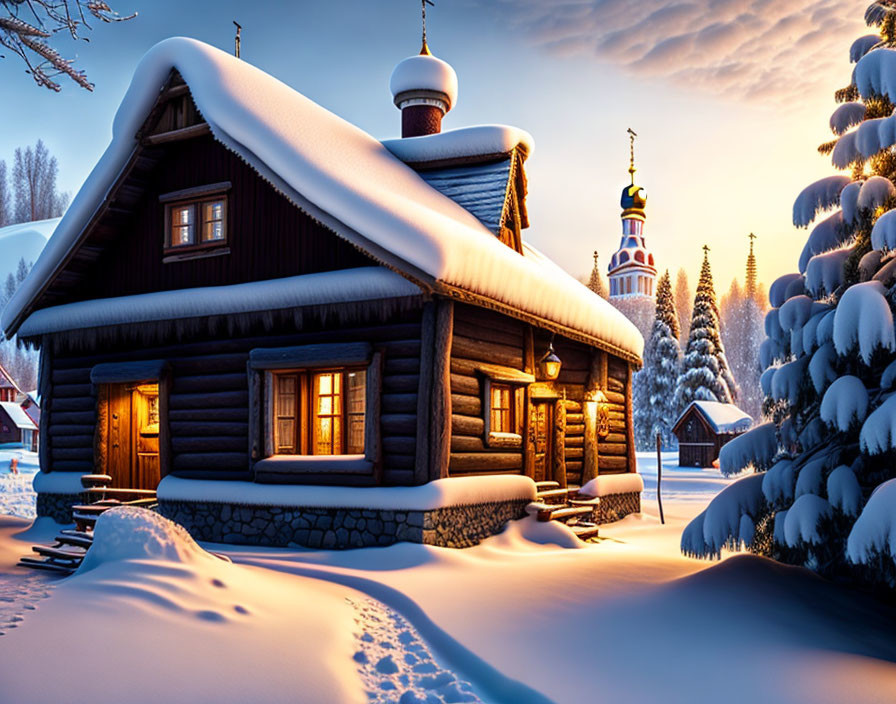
[0,363,21,403]
[2,38,644,547]
[672,401,752,468]
[0,401,38,451]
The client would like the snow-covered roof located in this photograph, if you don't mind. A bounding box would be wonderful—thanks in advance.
[676,401,753,435]
[18,267,420,337]
[0,402,37,431]
[389,52,458,109]
[2,38,642,362]
[0,363,21,392]
[381,125,534,164]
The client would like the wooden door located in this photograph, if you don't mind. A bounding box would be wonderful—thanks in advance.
[105,383,160,490]
[532,401,554,483]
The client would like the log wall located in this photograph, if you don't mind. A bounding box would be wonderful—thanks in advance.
[44,310,424,486]
[448,305,526,476]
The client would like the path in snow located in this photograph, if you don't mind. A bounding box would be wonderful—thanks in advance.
[351,597,484,703]
[0,572,56,636]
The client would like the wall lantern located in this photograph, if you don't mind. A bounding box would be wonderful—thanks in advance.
[537,340,562,381]
[595,390,610,438]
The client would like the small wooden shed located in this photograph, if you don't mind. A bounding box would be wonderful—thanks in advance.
[672,401,752,468]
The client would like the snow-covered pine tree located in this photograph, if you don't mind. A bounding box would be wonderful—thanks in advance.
[675,247,737,409]
[634,271,681,449]
[587,251,608,299]
[683,2,896,590]
[720,236,766,422]
[673,268,692,349]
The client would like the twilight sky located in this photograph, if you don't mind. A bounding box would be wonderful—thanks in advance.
[0,0,871,293]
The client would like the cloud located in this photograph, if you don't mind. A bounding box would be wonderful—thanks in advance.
[489,0,869,101]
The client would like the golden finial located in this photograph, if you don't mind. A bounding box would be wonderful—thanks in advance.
[627,127,638,185]
[748,232,756,253]
[421,0,434,55]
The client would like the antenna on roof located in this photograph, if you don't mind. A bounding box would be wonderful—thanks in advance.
[421,0,434,55]
[233,21,242,59]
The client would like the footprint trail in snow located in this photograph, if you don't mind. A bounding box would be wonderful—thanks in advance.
[0,571,56,636]
[350,597,485,703]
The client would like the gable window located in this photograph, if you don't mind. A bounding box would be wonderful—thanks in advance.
[271,369,366,456]
[165,195,227,250]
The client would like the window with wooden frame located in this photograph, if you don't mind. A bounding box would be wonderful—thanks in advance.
[489,384,515,434]
[483,378,525,449]
[164,195,227,251]
[271,368,366,456]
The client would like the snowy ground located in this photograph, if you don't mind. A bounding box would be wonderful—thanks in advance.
[0,448,39,520]
[0,453,895,703]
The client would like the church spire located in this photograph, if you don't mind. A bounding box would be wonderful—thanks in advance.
[745,233,758,301]
[627,127,637,185]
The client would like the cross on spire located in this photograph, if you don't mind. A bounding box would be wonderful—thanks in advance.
[748,232,757,252]
[421,0,435,55]
[593,250,599,267]
[702,244,711,256]
[627,127,638,184]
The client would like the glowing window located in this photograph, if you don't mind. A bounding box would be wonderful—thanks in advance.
[165,196,227,250]
[490,384,515,434]
[272,369,366,455]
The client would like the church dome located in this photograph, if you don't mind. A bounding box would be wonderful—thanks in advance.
[390,49,458,111]
[621,183,647,211]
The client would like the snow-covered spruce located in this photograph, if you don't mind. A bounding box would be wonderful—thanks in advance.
[634,271,681,450]
[682,3,896,588]
[674,248,737,411]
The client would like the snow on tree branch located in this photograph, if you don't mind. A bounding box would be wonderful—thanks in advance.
[681,473,765,559]
[0,1,136,91]
[859,393,896,454]
[851,35,880,64]
[793,176,852,228]
[718,422,778,476]
[830,102,867,135]
[820,375,869,431]
[847,478,896,565]
[832,281,895,363]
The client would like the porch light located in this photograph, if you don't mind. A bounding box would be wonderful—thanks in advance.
[537,341,562,381]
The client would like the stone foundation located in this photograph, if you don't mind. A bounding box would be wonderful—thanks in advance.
[36,492,90,524]
[596,491,641,524]
[157,497,531,549]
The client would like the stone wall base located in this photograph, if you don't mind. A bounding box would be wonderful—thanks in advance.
[36,492,89,524]
[157,497,531,549]
[596,491,641,524]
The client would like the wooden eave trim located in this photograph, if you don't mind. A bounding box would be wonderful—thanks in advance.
[143,122,211,146]
[671,406,715,437]
[158,181,231,203]
[432,281,643,367]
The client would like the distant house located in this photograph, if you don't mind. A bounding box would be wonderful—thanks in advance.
[672,401,752,468]
[19,392,40,452]
[0,401,38,451]
[0,363,21,403]
[1,38,645,547]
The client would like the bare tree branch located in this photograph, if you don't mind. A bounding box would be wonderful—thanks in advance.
[0,0,135,91]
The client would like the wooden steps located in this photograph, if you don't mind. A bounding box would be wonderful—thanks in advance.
[530,485,599,542]
[19,475,158,574]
